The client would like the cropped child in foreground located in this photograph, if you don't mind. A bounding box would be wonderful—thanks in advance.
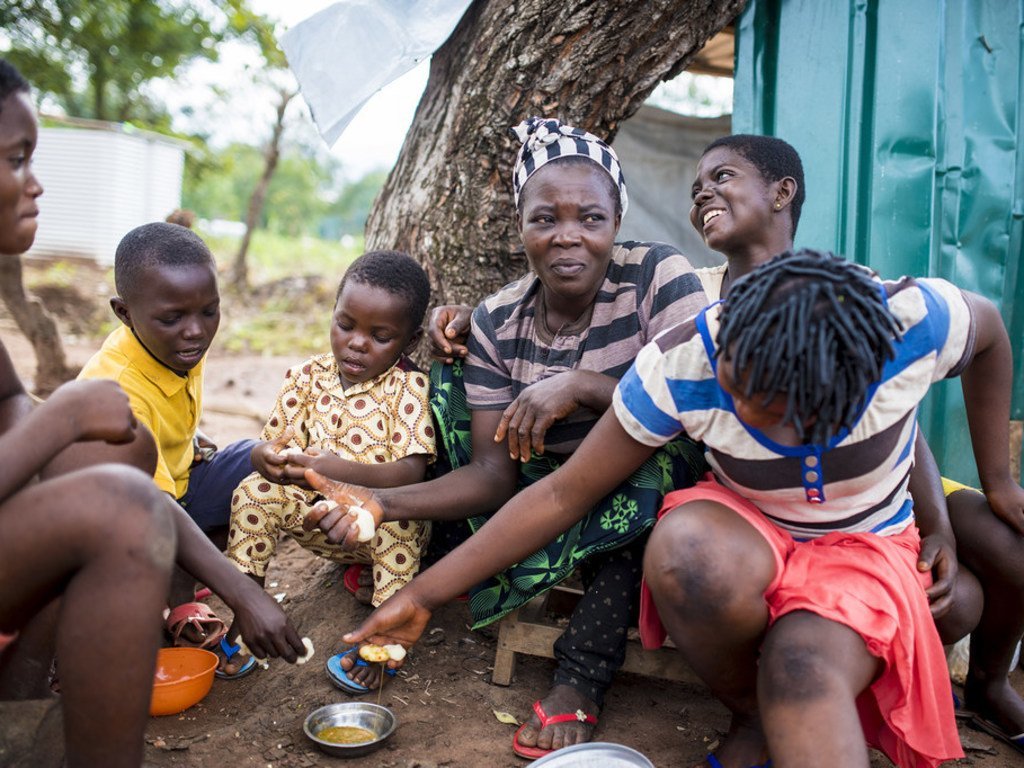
[327,249,1021,768]
[227,250,435,691]
[0,58,175,767]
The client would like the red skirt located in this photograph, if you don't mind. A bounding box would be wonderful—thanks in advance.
[639,477,963,768]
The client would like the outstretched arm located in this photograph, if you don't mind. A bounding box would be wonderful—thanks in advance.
[171,501,306,662]
[958,292,1023,534]
[340,410,657,649]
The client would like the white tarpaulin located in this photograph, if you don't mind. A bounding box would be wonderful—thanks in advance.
[280,0,473,146]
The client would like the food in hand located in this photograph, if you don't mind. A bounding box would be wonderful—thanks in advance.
[350,506,375,542]
[296,636,315,665]
[281,447,305,459]
[357,643,406,663]
[314,500,375,542]
[383,643,406,661]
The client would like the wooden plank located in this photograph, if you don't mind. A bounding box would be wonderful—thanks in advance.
[491,595,702,687]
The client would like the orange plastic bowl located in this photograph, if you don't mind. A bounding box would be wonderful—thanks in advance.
[150,647,218,717]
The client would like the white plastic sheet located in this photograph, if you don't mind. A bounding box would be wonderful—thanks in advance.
[280,0,473,146]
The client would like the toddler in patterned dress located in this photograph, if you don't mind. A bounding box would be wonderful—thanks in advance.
[227,250,435,610]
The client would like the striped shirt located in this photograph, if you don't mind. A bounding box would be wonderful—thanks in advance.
[465,241,706,454]
[613,276,976,538]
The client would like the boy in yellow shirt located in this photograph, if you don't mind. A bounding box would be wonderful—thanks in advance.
[79,222,298,676]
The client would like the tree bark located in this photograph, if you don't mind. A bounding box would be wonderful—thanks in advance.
[0,255,76,396]
[365,0,746,307]
[231,88,295,289]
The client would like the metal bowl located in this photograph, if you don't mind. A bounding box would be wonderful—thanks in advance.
[303,702,397,758]
[532,742,655,767]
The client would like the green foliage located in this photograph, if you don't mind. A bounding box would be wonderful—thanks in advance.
[200,227,362,286]
[184,143,386,239]
[199,228,362,356]
[330,170,388,236]
[0,0,282,124]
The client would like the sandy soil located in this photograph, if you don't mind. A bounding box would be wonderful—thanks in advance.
[1,326,1023,767]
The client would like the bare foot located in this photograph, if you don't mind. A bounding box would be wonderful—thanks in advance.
[694,714,769,768]
[964,672,1024,735]
[515,684,598,752]
[353,567,373,605]
[215,645,251,677]
[337,648,388,689]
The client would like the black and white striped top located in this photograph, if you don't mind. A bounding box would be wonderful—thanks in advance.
[464,241,706,455]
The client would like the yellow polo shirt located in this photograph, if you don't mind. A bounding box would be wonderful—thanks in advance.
[78,325,203,497]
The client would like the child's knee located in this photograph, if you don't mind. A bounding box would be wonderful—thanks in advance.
[80,464,177,571]
[644,512,740,615]
[758,631,834,705]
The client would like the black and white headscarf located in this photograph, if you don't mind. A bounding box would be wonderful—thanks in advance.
[510,116,628,215]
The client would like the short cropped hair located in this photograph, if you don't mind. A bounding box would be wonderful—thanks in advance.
[717,248,903,446]
[0,60,30,109]
[114,222,215,301]
[703,134,806,236]
[336,250,431,335]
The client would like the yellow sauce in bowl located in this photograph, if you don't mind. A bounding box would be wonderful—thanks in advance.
[316,725,376,745]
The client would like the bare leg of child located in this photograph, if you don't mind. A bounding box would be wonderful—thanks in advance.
[947,488,1024,734]
[758,611,879,767]
[0,465,175,768]
[643,500,776,768]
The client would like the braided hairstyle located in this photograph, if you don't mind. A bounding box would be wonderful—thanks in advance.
[716,249,904,445]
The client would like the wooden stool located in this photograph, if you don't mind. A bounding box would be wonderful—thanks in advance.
[492,585,699,686]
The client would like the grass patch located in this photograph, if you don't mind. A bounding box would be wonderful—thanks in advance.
[199,228,363,285]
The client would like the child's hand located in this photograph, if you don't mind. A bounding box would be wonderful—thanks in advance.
[251,427,295,483]
[227,590,306,665]
[48,380,137,444]
[918,533,958,619]
[278,447,322,488]
[193,430,218,463]
[427,304,472,364]
[302,468,382,548]
[983,478,1024,536]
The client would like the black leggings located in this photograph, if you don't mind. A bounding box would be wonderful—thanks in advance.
[551,534,646,707]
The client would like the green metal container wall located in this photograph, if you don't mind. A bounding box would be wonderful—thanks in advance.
[733,0,1024,485]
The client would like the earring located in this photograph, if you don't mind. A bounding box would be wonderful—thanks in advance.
[774,202,781,209]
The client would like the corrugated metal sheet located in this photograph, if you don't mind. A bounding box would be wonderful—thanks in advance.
[733,0,1024,484]
[27,127,184,265]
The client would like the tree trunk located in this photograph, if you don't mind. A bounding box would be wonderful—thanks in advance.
[0,255,76,396]
[366,0,745,307]
[231,88,295,289]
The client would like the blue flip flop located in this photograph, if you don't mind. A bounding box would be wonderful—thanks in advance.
[706,756,772,768]
[215,637,257,680]
[325,646,397,694]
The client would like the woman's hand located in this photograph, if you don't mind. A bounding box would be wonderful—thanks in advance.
[341,588,433,669]
[427,304,473,364]
[495,371,613,461]
[918,533,959,619]
[303,468,384,548]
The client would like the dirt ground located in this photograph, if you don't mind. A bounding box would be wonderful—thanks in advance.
[2,322,1024,767]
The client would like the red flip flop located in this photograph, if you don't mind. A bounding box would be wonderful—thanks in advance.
[343,564,367,597]
[512,700,598,760]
